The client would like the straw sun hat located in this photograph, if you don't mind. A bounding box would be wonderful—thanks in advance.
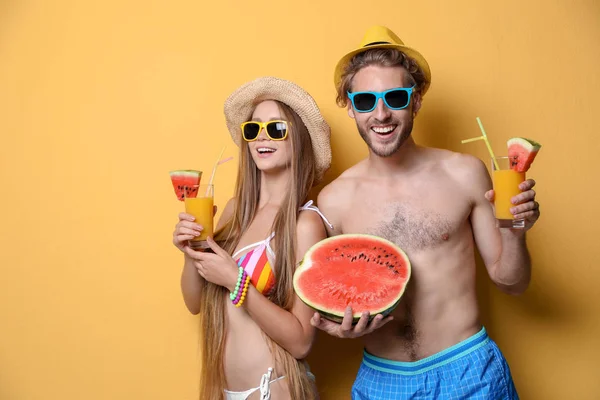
[224,76,332,183]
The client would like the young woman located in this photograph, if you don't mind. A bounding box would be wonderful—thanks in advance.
[172,76,332,399]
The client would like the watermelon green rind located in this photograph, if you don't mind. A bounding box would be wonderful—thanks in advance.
[507,137,541,152]
[315,297,403,324]
[293,234,411,323]
[168,170,203,178]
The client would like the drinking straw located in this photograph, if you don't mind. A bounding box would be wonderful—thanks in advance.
[461,117,500,170]
[205,146,232,195]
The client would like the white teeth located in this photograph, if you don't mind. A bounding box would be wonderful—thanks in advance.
[257,147,276,154]
[372,126,395,134]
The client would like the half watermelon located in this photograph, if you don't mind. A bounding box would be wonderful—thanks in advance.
[293,234,411,323]
[507,137,541,172]
[169,170,202,201]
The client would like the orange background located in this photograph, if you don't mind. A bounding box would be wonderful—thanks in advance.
[1,1,599,399]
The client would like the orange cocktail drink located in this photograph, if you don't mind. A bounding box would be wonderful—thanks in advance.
[492,157,525,229]
[184,184,214,249]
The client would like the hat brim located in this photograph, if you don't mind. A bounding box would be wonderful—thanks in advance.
[334,43,431,95]
[224,76,332,184]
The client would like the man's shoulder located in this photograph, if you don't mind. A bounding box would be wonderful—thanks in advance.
[317,163,364,208]
[315,161,367,233]
[427,148,491,198]
[447,151,488,181]
[423,147,487,177]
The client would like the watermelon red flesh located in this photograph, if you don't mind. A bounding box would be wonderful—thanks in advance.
[293,234,411,323]
[507,137,541,173]
[169,170,202,201]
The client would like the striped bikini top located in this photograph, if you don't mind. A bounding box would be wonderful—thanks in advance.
[231,200,333,296]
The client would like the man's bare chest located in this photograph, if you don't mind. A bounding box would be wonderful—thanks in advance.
[340,190,470,253]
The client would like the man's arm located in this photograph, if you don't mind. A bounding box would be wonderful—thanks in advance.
[464,155,539,295]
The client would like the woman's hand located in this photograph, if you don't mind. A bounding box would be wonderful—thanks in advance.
[183,237,239,291]
[172,212,203,252]
[173,206,217,252]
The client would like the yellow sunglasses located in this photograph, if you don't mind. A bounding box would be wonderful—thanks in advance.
[240,120,290,142]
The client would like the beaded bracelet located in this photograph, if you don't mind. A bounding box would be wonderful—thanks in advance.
[229,267,245,301]
[234,273,251,308]
[232,273,247,304]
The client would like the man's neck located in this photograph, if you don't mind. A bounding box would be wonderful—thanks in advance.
[366,137,421,177]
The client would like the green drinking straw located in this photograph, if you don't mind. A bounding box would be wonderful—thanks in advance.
[461,117,500,170]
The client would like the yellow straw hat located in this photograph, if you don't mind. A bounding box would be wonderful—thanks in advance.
[224,76,332,183]
[334,25,432,95]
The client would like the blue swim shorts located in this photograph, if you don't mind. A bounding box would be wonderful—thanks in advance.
[351,327,519,399]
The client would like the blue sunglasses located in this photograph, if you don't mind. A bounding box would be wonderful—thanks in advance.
[347,86,416,113]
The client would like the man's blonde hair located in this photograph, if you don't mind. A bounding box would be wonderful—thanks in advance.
[336,48,427,107]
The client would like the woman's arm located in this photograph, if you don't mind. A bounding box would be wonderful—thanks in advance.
[241,211,326,359]
[187,210,327,358]
[180,198,235,314]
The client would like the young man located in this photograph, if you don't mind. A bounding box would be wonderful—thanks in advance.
[312,26,539,399]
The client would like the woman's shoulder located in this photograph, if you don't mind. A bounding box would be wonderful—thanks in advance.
[297,202,328,239]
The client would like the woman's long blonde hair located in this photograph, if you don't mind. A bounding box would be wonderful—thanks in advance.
[197,100,318,399]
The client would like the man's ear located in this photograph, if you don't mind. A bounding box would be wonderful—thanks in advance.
[347,102,356,119]
[412,92,422,117]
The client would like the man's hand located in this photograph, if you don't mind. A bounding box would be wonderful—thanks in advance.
[486,178,540,233]
[310,307,393,339]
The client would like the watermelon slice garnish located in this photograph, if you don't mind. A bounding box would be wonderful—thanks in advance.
[507,137,541,172]
[169,170,202,201]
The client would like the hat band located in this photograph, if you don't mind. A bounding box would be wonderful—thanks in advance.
[364,41,391,47]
